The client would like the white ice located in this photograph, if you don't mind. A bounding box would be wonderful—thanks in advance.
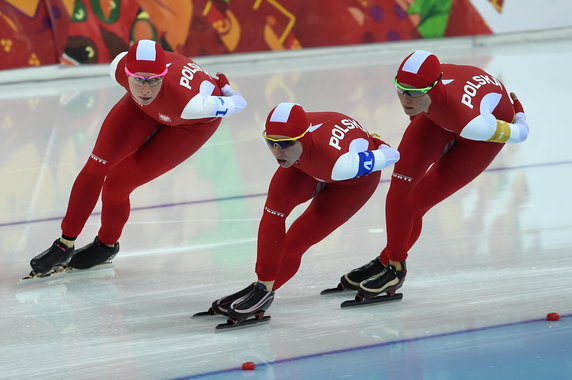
[1,32,571,380]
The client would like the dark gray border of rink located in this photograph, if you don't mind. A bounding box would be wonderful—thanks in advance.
[2,160,571,229]
[171,315,571,380]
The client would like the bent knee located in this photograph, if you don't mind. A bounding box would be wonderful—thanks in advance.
[81,154,112,177]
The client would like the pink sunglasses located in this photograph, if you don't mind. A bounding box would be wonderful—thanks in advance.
[124,66,168,83]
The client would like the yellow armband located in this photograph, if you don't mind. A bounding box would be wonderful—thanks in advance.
[487,120,511,143]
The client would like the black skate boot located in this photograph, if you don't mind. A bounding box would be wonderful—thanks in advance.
[228,282,274,319]
[340,257,386,290]
[214,282,274,329]
[30,239,75,274]
[357,262,407,299]
[68,237,119,270]
[209,283,260,317]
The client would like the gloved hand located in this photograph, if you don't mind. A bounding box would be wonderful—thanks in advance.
[510,92,524,114]
[216,72,230,89]
[215,72,247,113]
[216,72,240,97]
[510,92,528,142]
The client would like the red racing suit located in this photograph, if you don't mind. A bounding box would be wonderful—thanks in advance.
[256,112,399,289]
[61,52,245,245]
[381,63,528,264]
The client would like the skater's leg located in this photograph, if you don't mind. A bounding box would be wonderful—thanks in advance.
[412,139,504,219]
[380,116,454,265]
[61,95,160,240]
[255,168,319,285]
[382,135,504,264]
[31,96,158,273]
[366,131,503,298]
[69,121,220,269]
[97,120,220,245]
[400,139,504,253]
[220,169,317,319]
[272,172,381,290]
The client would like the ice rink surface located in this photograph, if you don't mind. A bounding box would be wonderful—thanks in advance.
[1,33,571,379]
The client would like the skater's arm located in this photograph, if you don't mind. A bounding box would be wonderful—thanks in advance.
[181,79,246,119]
[460,92,528,144]
[331,144,400,181]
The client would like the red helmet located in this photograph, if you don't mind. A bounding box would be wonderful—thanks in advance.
[265,103,310,138]
[396,50,442,88]
[125,40,167,75]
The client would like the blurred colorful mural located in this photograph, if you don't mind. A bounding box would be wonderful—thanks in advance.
[0,0,494,70]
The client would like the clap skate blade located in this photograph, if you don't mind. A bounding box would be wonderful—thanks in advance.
[20,265,67,283]
[215,312,271,331]
[19,262,113,284]
[320,283,354,295]
[191,308,220,318]
[341,292,403,308]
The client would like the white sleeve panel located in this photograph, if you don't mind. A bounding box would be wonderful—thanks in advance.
[181,80,246,119]
[331,144,400,181]
[331,152,362,181]
[460,92,528,143]
[109,52,127,85]
[510,113,529,143]
[459,113,498,141]
[181,81,217,119]
[375,145,400,169]
[220,83,247,114]
[348,138,370,152]
[331,138,370,180]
